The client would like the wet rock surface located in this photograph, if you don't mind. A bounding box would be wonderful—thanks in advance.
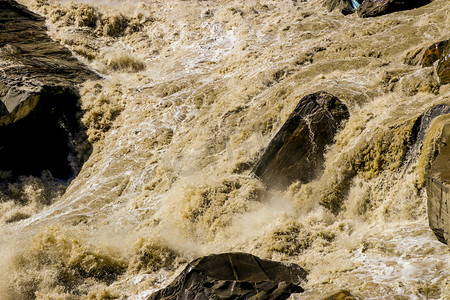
[357,0,432,18]
[421,40,449,67]
[0,0,98,179]
[252,91,349,189]
[148,252,307,300]
[426,121,450,246]
[436,41,450,85]
[322,290,359,300]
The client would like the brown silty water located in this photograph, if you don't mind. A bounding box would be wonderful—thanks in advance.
[0,0,449,299]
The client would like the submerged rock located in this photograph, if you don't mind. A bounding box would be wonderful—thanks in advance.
[357,0,432,18]
[322,290,359,300]
[0,0,98,179]
[253,91,349,189]
[148,252,307,300]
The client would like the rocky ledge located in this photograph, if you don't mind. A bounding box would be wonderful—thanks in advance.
[0,0,98,180]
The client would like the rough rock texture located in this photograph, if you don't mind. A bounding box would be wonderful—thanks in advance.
[427,122,450,246]
[252,91,349,189]
[356,0,431,18]
[324,0,362,15]
[436,41,450,85]
[148,252,307,300]
[322,290,358,300]
[0,0,98,179]
[421,40,449,67]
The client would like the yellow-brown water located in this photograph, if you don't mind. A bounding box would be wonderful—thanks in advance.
[1,0,450,299]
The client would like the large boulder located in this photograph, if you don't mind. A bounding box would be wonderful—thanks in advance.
[426,120,450,246]
[148,252,308,300]
[356,0,431,18]
[0,0,98,179]
[252,91,349,189]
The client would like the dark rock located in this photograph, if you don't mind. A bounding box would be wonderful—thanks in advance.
[252,91,349,190]
[436,42,450,85]
[322,290,358,300]
[426,120,450,246]
[357,0,431,18]
[0,0,98,179]
[421,40,449,67]
[410,104,450,151]
[148,252,307,300]
[324,0,363,15]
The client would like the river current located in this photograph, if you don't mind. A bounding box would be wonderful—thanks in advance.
[1,0,450,299]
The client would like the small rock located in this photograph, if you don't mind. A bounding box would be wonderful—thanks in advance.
[421,40,449,67]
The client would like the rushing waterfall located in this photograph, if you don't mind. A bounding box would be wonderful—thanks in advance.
[1,0,449,299]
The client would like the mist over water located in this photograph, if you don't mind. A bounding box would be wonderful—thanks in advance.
[1,0,450,299]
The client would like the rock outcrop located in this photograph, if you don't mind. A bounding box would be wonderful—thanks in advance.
[356,0,432,18]
[426,121,450,246]
[253,91,349,189]
[0,0,98,179]
[148,252,307,300]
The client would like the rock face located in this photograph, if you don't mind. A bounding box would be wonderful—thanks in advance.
[436,42,450,85]
[0,0,98,179]
[421,40,449,67]
[148,252,308,300]
[426,121,450,246]
[356,0,431,18]
[253,91,349,189]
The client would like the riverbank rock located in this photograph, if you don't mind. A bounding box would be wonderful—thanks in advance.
[148,252,308,300]
[426,120,450,245]
[0,0,98,179]
[357,0,431,18]
[252,91,349,189]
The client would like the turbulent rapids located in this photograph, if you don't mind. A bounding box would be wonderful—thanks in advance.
[1,0,450,299]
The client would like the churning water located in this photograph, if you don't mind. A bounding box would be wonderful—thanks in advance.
[1,0,449,299]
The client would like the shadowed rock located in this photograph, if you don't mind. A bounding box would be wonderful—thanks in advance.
[0,0,98,179]
[436,42,450,85]
[253,91,349,190]
[148,252,307,300]
[357,0,432,18]
[426,116,450,246]
[421,40,449,67]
